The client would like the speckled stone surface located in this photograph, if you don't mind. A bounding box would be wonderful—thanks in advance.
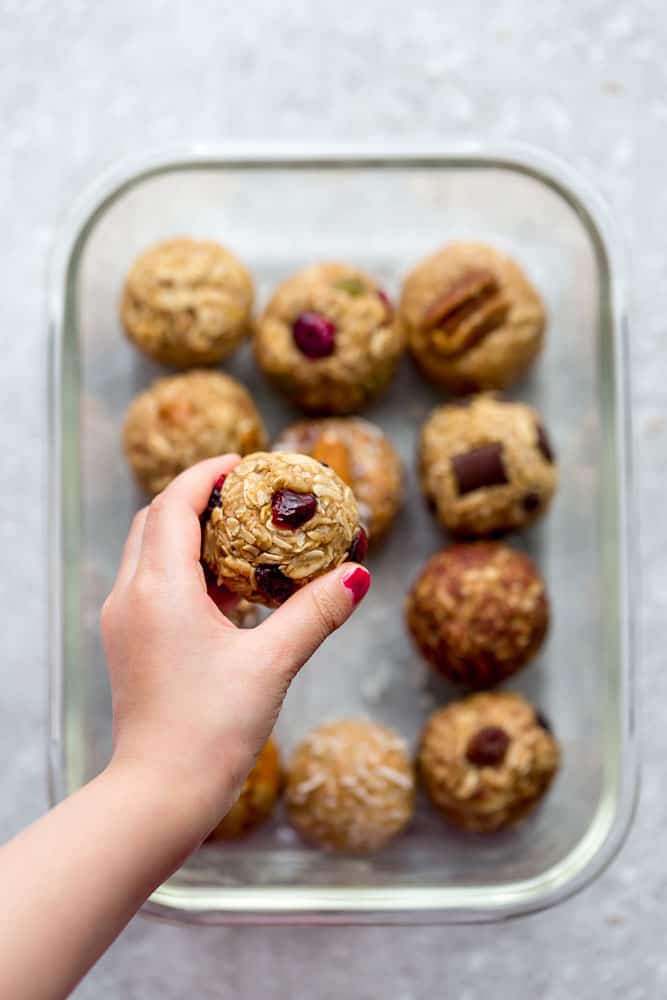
[0,1,663,996]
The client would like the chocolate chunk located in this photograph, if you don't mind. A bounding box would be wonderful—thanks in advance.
[466,726,510,767]
[452,442,508,496]
[522,491,541,513]
[535,711,553,734]
[536,423,554,464]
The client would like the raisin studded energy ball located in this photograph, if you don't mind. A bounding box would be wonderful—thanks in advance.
[286,720,415,853]
[201,451,364,607]
[419,394,557,537]
[122,371,267,496]
[272,417,403,544]
[406,543,549,688]
[208,738,282,841]
[419,692,560,832]
[254,262,404,414]
[121,238,254,368]
[398,242,546,394]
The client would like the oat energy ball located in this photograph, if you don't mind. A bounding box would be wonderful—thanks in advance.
[419,394,557,537]
[272,417,403,543]
[419,692,560,832]
[406,543,549,688]
[286,720,415,853]
[121,238,254,368]
[201,451,364,607]
[122,371,267,496]
[399,242,546,393]
[254,262,404,414]
[208,738,282,840]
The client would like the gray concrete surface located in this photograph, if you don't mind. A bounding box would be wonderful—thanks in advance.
[0,1,663,996]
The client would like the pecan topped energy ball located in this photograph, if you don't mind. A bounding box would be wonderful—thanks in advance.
[122,371,267,496]
[406,543,549,688]
[419,394,557,537]
[121,238,254,368]
[254,262,404,414]
[201,452,363,607]
[272,417,403,544]
[398,242,546,394]
[419,692,560,832]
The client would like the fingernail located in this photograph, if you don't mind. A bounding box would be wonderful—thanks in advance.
[342,566,371,606]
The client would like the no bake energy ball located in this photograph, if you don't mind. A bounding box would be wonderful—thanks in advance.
[419,394,557,537]
[398,242,546,393]
[286,719,415,853]
[254,263,404,414]
[122,371,267,496]
[121,238,254,368]
[406,543,549,688]
[419,692,560,832]
[208,738,282,841]
[201,451,364,607]
[272,417,403,544]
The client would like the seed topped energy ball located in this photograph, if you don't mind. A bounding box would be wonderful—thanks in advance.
[286,719,415,853]
[272,417,403,544]
[398,242,546,394]
[406,543,549,688]
[122,371,267,496]
[121,238,254,368]
[419,394,557,537]
[208,738,282,841]
[201,452,364,607]
[254,262,404,414]
[419,692,560,833]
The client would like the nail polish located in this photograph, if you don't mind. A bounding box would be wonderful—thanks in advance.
[343,566,371,605]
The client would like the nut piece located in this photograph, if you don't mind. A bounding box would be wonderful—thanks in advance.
[421,269,510,358]
[405,542,549,688]
[121,238,253,368]
[208,738,282,840]
[419,692,560,832]
[286,719,416,853]
[201,451,360,607]
[122,371,267,496]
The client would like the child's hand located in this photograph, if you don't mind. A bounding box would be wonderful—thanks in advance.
[100,455,371,841]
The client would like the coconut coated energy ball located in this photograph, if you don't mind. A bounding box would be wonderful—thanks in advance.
[418,692,560,832]
[254,262,404,414]
[286,719,415,853]
[272,417,403,544]
[208,738,282,841]
[122,371,267,496]
[419,394,558,537]
[121,238,254,368]
[201,451,365,607]
[398,242,546,393]
[405,543,549,688]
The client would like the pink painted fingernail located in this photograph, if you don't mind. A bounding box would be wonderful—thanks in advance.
[343,566,371,606]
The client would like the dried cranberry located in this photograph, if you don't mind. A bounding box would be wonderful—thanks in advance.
[348,526,368,563]
[271,489,318,529]
[466,726,510,767]
[201,474,227,526]
[535,711,553,734]
[292,311,336,359]
[377,288,394,318]
[522,491,541,513]
[255,565,296,604]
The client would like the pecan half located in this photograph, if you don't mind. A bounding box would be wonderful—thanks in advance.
[311,436,353,485]
[421,269,510,357]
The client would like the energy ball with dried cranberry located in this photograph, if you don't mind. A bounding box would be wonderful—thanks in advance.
[121,238,254,368]
[122,371,267,496]
[254,262,404,414]
[286,719,415,853]
[419,394,557,537]
[272,417,403,544]
[405,543,549,688]
[208,738,282,840]
[418,692,560,832]
[201,451,363,607]
[398,242,546,394]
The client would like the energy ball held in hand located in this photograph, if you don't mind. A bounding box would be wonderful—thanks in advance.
[201,452,365,607]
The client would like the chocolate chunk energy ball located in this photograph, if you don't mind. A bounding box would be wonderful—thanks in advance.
[419,692,560,832]
[406,543,549,688]
[208,738,282,841]
[419,394,557,537]
[121,238,254,368]
[286,719,415,853]
[254,263,404,414]
[272,417,403,544]
[398,242,546,393]
[122,371,267,496]
[201,451,363,607]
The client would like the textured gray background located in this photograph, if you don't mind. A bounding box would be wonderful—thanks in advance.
[0,1,662,996]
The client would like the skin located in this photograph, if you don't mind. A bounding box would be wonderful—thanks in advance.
[0,455,370,1000]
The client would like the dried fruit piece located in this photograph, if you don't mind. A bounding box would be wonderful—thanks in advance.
[522,491,541,512]
[377,288,394,318]
[334,276,366,296]
[421,269,510,358]
[310,436,352,485]
[292,311,336,359]
[255,565,296,603]
[535,711,553,734]
[158,397,195,424]
[271,489,318,529]
[201,473,227,526]
[451,442,508,496]
[348,525,368,563]
[465,726,510,767]
[536,423,555,464]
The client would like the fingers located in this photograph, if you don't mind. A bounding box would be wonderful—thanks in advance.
[114,507,149,589]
